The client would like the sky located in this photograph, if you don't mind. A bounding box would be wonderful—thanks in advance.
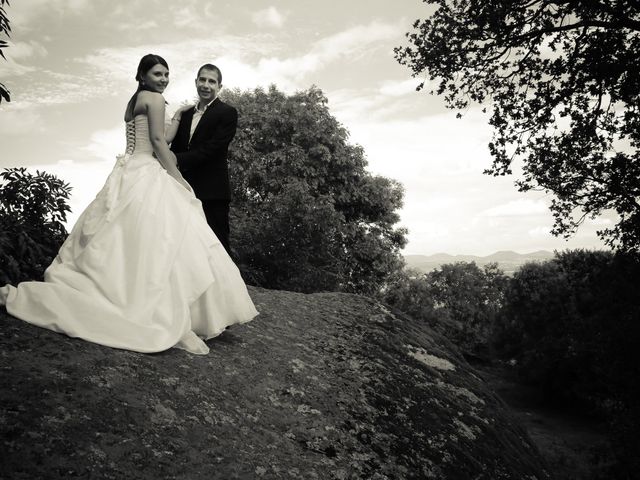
[0,0,615,255]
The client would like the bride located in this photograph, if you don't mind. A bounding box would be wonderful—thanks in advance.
[0,54,258,355]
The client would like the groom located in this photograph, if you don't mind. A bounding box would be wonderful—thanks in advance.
[171,63,237,255]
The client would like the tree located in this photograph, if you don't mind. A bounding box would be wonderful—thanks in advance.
[496,250,640,475]
[395,1,640,251]
[381,268,439,323]
[382,262,509,356]
[0,0,10,103]
[0,168,71,283]
[426,261,508,354]
[223,85,407,294]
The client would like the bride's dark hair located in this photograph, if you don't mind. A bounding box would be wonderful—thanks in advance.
[124,54,169,121]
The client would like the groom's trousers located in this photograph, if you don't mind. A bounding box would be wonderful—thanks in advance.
[201,199,231,257]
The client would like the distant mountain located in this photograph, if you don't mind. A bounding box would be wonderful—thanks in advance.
[404,250,555,275]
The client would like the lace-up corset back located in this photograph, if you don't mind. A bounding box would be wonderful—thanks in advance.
[125,115,153,155]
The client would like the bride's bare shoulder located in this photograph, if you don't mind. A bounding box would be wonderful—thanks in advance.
[137,90,164,104]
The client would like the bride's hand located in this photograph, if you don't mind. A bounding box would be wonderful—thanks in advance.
[170,102,195,125]
[176,102,194,114]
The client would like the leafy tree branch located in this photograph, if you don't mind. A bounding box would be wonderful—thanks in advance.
[396,0,640,250]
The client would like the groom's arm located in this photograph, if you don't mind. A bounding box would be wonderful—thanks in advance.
[176,107,238,172]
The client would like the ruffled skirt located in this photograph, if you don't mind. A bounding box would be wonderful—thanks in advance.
[1,153,258,354]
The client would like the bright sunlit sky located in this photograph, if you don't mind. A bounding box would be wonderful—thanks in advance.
[0,0,615,255]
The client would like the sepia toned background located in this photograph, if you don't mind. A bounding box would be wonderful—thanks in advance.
[0,0,615,254]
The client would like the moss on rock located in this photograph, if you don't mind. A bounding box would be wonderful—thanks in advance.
[0,286,550,479]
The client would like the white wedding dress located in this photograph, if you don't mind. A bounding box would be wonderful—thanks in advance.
[0,114,258,354]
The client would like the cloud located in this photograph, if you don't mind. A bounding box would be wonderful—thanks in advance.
[164,1,234,31]
[82,125,126,162]
[586,217,613,226]
[0,59,35,78]
[329,106,531,254]
[379,78,423,97]
[341,109,494,180]
[4,18,404,112]
[324,100,587,254]
[172,6,206,28]
[328,86,434,126]
[0,105,43,135]
[6,40,48,60]
[28,158,116,229]
[10,0,92,30]
[0,42,45,78]
[250,21,401,89]
[115,20,159,31]
[320,21,398,55]
[2,0,612,257]
[480,199,549,217]
[75,38,272,107]
[73,21,402,102]
[528,225,553,237]
[405,220,450,239]
[252,7,286,28]
[11,72,104,107]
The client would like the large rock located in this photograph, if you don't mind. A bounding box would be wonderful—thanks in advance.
[0,287,550,479]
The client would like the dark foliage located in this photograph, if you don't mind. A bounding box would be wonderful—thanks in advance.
[382,261,509,357]
[0,0,11,103]
[385,249,639,475]
[224,85,407,294]
[396,1,640,251]
[0,168,71,283]
[495,249,640,476]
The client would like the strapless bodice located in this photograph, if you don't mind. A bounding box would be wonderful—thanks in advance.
[125,115,153,155]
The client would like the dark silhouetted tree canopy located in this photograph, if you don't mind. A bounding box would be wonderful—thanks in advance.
[223,85,407,294]
[396,1,640,251]
[0,0,10,103]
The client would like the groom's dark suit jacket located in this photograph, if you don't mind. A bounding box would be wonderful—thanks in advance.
[170,98,238,200]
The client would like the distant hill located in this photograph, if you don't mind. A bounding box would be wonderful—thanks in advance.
[404,250,555,275]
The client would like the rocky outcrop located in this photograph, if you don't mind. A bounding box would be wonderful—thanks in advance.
[0,286,550,479]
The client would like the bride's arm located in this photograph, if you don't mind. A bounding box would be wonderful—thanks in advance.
[145,93,190,189]
[165,104,193,143]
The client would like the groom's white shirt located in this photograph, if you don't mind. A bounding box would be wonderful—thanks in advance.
[189,98,216,142]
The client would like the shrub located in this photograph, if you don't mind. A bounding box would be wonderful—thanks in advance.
[495,250,640,475]
[0,168,71,283]
[382,262,509,358]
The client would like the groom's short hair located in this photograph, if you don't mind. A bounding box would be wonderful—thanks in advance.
[197,64,222,84]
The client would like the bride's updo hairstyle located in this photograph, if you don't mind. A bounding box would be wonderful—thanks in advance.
[125,54,169,121]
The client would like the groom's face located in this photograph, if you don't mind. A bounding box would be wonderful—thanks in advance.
[195,69,221,104]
